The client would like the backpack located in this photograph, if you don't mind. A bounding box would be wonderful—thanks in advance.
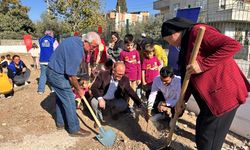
[0,73,13,94]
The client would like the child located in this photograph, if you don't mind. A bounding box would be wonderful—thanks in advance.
[0,56,8,68]
[72,76,90,110]
[141,42,161,98]
[30,43,40,69]
[0,64,14,99]
[5,54,11,65]
[120,34,141,117]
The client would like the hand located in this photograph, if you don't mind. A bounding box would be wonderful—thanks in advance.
[157,101,167,112]
[22,67,26,72]
[98,98,106,109]
[186,60,202,75]
[109,43,114,48]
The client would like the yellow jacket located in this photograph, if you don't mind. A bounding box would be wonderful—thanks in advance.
[153,44,168,66]
[0,73,13,94]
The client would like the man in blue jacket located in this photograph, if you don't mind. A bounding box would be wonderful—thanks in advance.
[7,55,30,86]
[37,30,58,94]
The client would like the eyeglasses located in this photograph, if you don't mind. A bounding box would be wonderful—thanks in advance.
[85,40,98,50]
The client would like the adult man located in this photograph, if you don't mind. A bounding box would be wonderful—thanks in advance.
[37,30,58,94]
[91,61,143,124]
[7,55,30,86]
[147,66,181,120]
[46,32,101,137]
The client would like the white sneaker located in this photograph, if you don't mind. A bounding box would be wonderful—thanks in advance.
[37,92,43,95]
[24,81,30,85]
[150,113,165,122]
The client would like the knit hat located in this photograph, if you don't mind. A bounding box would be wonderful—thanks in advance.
[161,17,195,38]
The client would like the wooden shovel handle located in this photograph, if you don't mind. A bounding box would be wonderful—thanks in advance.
[81,96,102,128]
[166,26,206,146]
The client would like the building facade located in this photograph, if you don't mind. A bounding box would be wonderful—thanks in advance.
[154,0,250,61]
[106,11,149,31]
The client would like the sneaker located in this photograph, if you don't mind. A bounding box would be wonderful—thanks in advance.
[6,95,12,99]
[37,92,43,95]
[69,129,91,137]
[24,81,30,85]
[150,113,165,122]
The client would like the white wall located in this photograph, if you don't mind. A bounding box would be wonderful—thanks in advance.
[0,45,27,54]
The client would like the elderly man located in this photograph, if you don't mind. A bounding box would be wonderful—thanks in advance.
[46,32,101,137]
[91,61,143,125]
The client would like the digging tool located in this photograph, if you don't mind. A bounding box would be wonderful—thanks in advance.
[165,26,206,147]
[81,96,116,147]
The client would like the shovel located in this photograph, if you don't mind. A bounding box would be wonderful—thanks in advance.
[165,26,206,147]
[81,96,116,147]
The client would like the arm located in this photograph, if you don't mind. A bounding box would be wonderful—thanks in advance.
[141,60,146,85]
[136,51,141,81]
[124,78,142,106]
[7,68,14,79]
[192,25,242,72]
[142,70,146,85]
[68,75,85,97]
[95,43,104,64]
[147,78,160,109]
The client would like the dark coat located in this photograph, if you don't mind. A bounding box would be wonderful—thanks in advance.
[91,70,142,106]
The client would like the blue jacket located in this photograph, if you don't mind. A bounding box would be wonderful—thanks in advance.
[39,35,55,63]
[8,60,25,78]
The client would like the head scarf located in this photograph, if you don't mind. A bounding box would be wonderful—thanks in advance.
[161,17,195,38]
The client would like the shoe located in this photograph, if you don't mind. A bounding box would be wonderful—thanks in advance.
[6,95,12,99]
[69,128,91,137]
[37,92,43,95]
[25,81,30,85]
[56,124,64,130]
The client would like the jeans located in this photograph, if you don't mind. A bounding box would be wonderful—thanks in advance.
[37,64,47,93]
[91,97,128,121]
[46,67,80,133]
[13,68,30,86]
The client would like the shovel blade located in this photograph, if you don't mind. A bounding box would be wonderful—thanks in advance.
[96,127,116,147]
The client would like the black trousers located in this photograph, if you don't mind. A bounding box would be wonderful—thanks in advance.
[192,87,237,150]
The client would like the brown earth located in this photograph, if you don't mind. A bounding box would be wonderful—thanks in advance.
[0,53,249,150]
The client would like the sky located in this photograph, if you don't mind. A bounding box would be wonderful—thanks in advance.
[21,0,159,22]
